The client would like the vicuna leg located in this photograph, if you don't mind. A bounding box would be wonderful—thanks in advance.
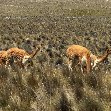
[86,54,91,73]
[67,58,73,71]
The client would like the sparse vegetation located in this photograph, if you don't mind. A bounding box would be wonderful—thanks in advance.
[0,0,111,111]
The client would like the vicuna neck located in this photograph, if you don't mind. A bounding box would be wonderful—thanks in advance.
[96,49,109,63]
[30,47,40,58]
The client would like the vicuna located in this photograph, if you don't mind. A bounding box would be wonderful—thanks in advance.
[6,47,40,69]
[66,45,91,73]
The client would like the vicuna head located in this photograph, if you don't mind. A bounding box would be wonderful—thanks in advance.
[91,48,111,69]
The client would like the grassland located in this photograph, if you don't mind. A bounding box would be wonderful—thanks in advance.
[0,0,111,111]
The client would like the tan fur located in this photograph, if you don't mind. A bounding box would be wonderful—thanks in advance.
[6,47,40,69]
[66,45,92,73]
[7,47,30,58]
[0,51,8,66]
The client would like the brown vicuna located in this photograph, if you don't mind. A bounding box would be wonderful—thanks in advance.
[6,46,40,69]
[66,45,92,74]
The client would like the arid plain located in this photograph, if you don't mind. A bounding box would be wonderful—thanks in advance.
[0,0,111,111]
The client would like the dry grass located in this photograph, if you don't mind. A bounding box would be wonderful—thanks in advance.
[0,0,111,111]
